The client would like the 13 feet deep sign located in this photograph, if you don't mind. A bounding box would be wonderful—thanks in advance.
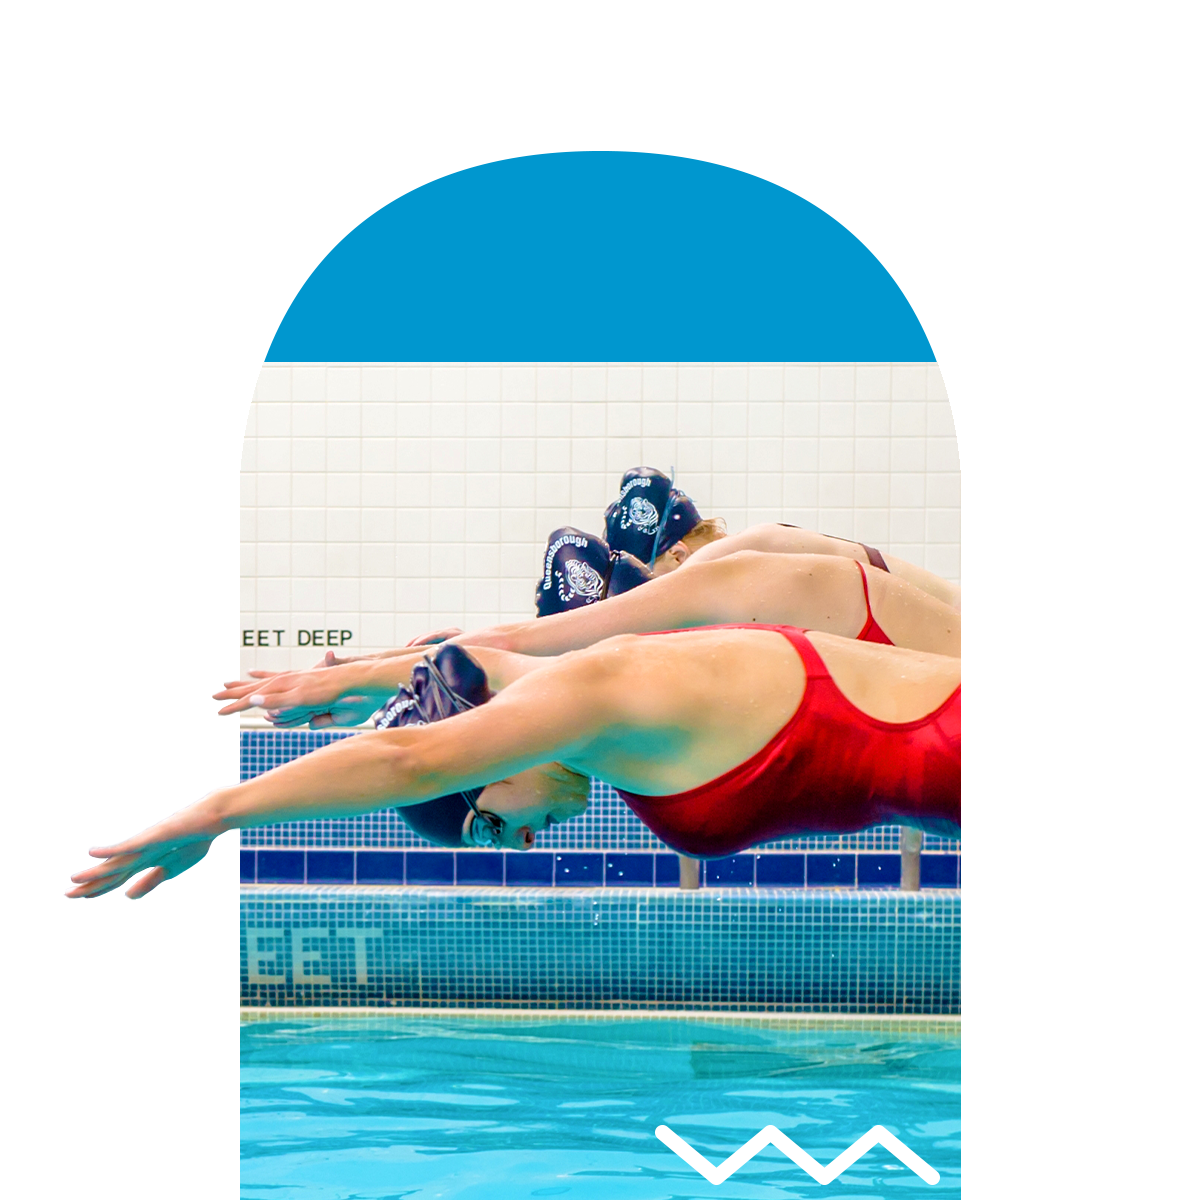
[174,619,350,648]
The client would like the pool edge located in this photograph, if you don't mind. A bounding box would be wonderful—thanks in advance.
[239,1007,961,1033]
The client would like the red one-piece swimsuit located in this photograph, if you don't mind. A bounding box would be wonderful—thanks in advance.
[616,625,960,858]
[854,560,894,645]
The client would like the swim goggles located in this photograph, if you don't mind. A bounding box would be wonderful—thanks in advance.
[466,804,506,849]
[421,654,507,850]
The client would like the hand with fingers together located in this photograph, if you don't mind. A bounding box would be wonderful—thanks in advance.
[67,807,221,900]
[213,654,428,729]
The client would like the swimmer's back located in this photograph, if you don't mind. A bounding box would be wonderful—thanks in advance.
[562,626,960,798]
[684,523,962,612]
[614,625,961,854]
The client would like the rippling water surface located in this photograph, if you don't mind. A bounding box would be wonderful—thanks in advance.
[242,1017,960,1199]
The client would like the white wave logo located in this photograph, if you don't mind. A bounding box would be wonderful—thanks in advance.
[655,1123,940,1186]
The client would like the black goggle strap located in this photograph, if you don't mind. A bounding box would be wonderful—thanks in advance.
[421,653,480,716]
[421,652,504,847]
[647,465,677,567]
[599,551,618,601]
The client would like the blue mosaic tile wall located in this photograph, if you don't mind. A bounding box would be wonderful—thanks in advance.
[241,887,961,1014]
[63,724,964,859]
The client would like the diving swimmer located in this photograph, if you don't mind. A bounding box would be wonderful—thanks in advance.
[69,628,960,898]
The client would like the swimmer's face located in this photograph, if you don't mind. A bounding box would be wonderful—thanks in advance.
[467,763,590,850]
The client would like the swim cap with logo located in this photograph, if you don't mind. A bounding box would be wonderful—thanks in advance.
[535,526,653,617]
[604,467,702,564]
[374,643,497,847]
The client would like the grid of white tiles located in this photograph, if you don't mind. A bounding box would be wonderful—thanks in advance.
[241,363,959,674]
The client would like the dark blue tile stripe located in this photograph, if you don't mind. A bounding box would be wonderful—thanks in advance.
[241,849,961,888]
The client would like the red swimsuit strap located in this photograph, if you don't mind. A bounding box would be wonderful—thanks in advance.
[767,622,833,682]
[620,623,960,851]
[634,624,830,724]
[635,620,828,691]
[852,560,896,646]
[637,622,828,681]
[637,623,956,731]
[623,625,817,804]
[855,559,872,614]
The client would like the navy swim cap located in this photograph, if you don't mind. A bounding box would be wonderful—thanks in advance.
[607,550,654,597]
[535,526,653,617]
[604,467,702,565]
[375,643,495,847]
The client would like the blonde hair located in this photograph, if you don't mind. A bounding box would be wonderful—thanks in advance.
[679,517,727,550]
[649,517,728,570]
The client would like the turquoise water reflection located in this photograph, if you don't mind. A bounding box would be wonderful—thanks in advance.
[241,1017,960,1198]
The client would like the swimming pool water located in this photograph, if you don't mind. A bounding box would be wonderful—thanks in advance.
[241,1017,961,1198]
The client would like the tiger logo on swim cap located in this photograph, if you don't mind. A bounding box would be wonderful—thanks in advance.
[537,526,616,617]
[560,558,605,603]
[536,524,655,617]
[626,494,659,533]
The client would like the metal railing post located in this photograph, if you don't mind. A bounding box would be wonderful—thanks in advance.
[678,854,701,889]
[899,826,923,891]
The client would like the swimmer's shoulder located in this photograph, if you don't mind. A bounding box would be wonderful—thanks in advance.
[532,633,643,687]
[566,624,809,667]
[725,522,800,547]
[806,629,960,670]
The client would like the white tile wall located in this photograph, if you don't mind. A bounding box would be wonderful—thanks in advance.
[241,363,960,673]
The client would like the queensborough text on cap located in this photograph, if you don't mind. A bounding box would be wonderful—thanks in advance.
[535,526,654,616]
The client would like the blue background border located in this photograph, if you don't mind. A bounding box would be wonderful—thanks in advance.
[14,2,1017,1190]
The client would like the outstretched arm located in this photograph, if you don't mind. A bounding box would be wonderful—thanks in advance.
[216,551,851,729]
[214,652,430,724]
[308,627,466,665]
[75,651,603,899]
[213,565,731,723]
[214,643,544,727]
[447,555,752,656]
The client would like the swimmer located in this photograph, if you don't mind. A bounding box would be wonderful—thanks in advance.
[69,629,959,898]
[401,467,958,650]
[212,545,958,731]
[605,466,960,611]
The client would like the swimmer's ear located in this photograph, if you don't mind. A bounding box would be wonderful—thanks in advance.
[653,543,691,574]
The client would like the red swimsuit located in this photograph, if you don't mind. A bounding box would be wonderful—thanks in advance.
[855,560,894,645]
[616,625,960,858]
